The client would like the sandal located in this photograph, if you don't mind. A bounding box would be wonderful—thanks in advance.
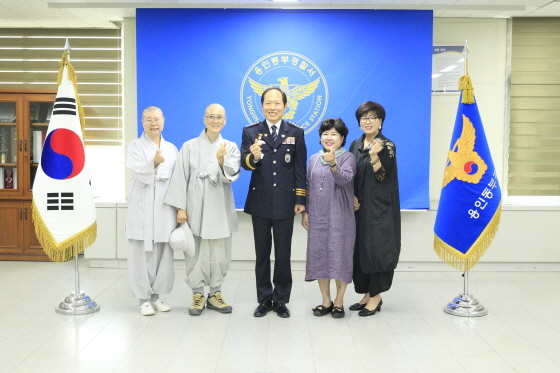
[312,302,334,316]
[332,306,345,318]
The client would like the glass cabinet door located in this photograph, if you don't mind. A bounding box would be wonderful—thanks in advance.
[0,101,18,191]
[29,101,53,189]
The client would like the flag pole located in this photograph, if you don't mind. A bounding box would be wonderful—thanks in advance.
[462,42,470,305]
[440,40,489,317]
[66,37,80,302]
[464,267,468,295]
[444,260,488,317]
[54,38,100,315]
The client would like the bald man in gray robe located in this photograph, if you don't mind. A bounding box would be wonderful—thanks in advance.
[126,106,178,316]
[164,104,240,316]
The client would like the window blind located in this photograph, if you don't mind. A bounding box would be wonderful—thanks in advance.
[0,28,122,147]
[509,18,560,196]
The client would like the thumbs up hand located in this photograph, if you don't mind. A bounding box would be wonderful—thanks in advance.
[217,142,227,167]
[250,138,263,160]
[154,150,165,167]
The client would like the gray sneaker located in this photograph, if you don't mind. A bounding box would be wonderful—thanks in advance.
[188,293,205,316]
[207,291,233,313]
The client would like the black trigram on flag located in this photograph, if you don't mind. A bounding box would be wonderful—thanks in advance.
[46,192,74,210]
[53,97,76,116]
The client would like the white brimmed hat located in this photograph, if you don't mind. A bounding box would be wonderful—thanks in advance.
[169,223,196,257]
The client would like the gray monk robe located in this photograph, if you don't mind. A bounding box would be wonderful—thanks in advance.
[126,132,178,299]
[164,129,240,290]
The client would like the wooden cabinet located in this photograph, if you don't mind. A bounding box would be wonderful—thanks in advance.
[0,90,55,261]
[0,201,44,260]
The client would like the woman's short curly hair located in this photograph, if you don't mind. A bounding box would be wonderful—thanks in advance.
[318,118,349,147]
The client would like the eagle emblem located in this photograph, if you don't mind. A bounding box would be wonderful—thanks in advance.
[248,77,321,119]
[442,114,488,187]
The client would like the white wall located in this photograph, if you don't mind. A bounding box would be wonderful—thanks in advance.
[86,17,560,269]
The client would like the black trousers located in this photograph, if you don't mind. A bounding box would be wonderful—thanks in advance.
[353,264,394,297]
[252,215,294,304]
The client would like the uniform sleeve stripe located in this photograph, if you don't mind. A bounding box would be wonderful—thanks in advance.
[245,154,255,170]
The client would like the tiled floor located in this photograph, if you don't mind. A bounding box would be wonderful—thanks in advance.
[1,260,559,373]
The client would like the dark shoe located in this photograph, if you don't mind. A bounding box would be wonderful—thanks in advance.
[253,300,273,317]
[349,302,366,311]
[359,299,383,317]
[332,306,345,318]
[272,302,290,318]
[312,302,333,316]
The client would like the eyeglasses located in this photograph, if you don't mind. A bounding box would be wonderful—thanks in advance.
[360,117,379,123]
[143,118,162,125]
[205,115,225,121]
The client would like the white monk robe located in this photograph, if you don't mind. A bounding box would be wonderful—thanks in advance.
[164,129,240,291]
[126,132,178,299]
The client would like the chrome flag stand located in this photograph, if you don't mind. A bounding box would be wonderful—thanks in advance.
[52,39,100,315]
[443,260,487,317]
[55,247,100,315]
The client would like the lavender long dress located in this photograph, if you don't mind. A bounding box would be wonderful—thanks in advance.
[305,151,356,283]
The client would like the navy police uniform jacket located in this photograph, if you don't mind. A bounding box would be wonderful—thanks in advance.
[241,120,307,220]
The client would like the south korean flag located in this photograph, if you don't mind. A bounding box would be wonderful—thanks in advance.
[32,53,97,262]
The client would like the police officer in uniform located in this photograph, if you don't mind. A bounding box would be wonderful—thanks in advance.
[241,87,307,318]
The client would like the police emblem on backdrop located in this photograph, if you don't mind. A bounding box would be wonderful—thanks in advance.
[240,51,329,134]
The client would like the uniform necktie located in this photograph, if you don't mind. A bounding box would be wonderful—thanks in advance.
[271,125,278,142]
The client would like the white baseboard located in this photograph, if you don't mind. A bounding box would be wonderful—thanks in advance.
[88,259,560,271]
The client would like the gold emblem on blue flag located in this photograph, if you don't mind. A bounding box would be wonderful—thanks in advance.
[442,114,487,187]
[434,72,502,271]
[240,51,328,134]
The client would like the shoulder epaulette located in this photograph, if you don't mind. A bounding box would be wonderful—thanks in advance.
[286,121,303,129]
[245,121,260,128]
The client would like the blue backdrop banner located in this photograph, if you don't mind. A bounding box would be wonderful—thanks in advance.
[136,8,433,209]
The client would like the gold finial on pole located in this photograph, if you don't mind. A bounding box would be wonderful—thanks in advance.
[458,40,474,104]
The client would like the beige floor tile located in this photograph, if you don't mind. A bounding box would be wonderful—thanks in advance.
[1,261,560,373]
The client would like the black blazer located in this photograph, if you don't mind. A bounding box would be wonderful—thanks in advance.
[241,120,307,220]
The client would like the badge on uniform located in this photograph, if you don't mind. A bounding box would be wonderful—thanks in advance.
[285,153,291,163]
[282,137,295,145]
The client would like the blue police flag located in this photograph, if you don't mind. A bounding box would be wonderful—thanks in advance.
[434,73,502,271]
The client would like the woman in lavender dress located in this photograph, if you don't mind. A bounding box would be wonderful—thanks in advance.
[302,118,356,318]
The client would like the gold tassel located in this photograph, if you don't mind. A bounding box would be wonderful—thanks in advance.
[433,205,501,271]
[57,50,86,135]
[32,195,97,262]
[458,60,475,104]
